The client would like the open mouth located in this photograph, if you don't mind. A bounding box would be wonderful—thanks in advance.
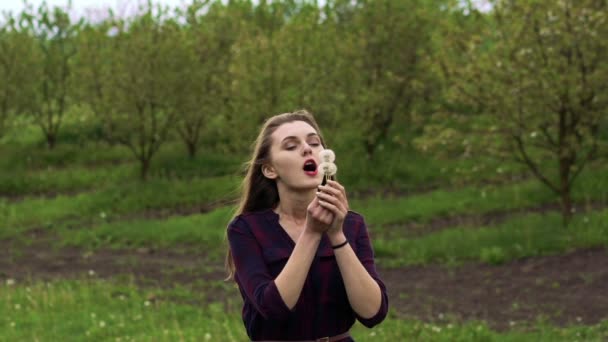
[303,159,318,176]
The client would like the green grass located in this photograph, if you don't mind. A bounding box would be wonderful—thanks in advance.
[1,279,606,341]
[355,165,608,228]
[374,209,608,267]
[59,206,234,259]
[0,175,239,236]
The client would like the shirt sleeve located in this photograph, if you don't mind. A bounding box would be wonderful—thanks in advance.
[351,213,389,328]
[227,216,293,320]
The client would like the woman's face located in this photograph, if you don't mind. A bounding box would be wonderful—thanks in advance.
[265,120,324,191]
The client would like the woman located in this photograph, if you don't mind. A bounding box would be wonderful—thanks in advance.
[226,110,388,342]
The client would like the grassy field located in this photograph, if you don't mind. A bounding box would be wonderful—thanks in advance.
[1,121,607,341]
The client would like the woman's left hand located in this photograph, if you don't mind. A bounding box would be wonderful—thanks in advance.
[316,180,349,238]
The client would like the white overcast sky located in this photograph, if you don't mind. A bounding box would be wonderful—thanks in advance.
[2,0,491,20]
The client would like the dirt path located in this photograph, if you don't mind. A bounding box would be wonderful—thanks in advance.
[1,233,606,329]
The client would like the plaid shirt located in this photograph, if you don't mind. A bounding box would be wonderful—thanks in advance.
[228,208,388,341]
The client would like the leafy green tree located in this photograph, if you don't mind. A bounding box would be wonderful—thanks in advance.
[0,15,39,139]
[432,0,608,225]
[21,3,82,148]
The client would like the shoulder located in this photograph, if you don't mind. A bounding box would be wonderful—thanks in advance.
[228,208,275,232]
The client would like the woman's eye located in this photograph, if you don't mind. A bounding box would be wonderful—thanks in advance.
[286,145,296,150]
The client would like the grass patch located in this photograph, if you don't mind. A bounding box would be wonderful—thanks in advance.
[0,176,239,236]
[355,166,608,228]
[1,279,606,341]
[60,206,234,259]
[374,209,608,267]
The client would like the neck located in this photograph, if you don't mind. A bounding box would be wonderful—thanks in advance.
[274,184,315,225]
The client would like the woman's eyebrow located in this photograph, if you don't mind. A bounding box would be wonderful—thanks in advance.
[281,133,318,143]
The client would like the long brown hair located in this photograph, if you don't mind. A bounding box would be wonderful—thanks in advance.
[224,109,326,280]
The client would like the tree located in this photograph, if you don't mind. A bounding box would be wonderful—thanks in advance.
[0,15,39,139]
[435,0,608,225]
[21,3,82,149]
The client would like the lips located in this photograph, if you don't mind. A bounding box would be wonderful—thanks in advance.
[302,159,318,176]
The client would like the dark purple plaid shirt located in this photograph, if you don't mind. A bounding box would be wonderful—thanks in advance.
[228,208,388,341]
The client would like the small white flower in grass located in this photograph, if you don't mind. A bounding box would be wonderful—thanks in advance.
[509,321,516,327]
[6,278,15,286]
[318,162,337,176]
[432,326,441,333]
[88,270,95,276]
[576,316,582,322]
[10,322,15,328]
[99,321,106,328]
[319,149,335,163]
[14,304,21,310]
[447,324,453,329]
[369,331,376,337]
[91,313,96,319]
[100,211,107,219]
[204,333,212,340]
[144,301,151,307]
[438,313,444,320]
[119,295,126,301]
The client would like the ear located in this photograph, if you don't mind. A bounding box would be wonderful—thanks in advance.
[261,164,278,179]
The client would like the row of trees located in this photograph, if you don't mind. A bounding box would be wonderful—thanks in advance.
[1,0,606,224]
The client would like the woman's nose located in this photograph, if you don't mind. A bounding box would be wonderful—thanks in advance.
[301,142,313,155]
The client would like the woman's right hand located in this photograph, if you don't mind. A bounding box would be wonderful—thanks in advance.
[305,196,334,234]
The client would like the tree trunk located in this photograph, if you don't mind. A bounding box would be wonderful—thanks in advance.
[186,141,197,158]
[559,157,573,227]
[140,158,151,181]
[46,133,56,149]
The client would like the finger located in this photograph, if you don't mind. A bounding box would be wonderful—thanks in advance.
[316,191,347,213]
[318,199,344,218]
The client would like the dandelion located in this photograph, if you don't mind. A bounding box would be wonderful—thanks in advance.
[144,301,151,307]
[530,131,538,138]
[91,313,97,319]
[6,278,15,286]
[99,321,106,328]
[88,270,96,276]
[369,331,376,337]
[119,295,126,301]
[576,317,582,322]
[100,212,107,219]
[319,149,335,163]
[509,321,516,327]
[438,313,444,320]
[204,333,212,340]
[14,304,21,310]
[432,326,441,333]
[10,322,16,328]
[319,162,337,177]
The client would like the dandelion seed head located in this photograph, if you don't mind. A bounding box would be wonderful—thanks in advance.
[6,278,15,286]
[99,321,106,328]
[88,270,96,276]
[319,162,337,176]
[319,149,335,163]
[144,301,151,307]
[369,331,376,337]
[204,333,212,340]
